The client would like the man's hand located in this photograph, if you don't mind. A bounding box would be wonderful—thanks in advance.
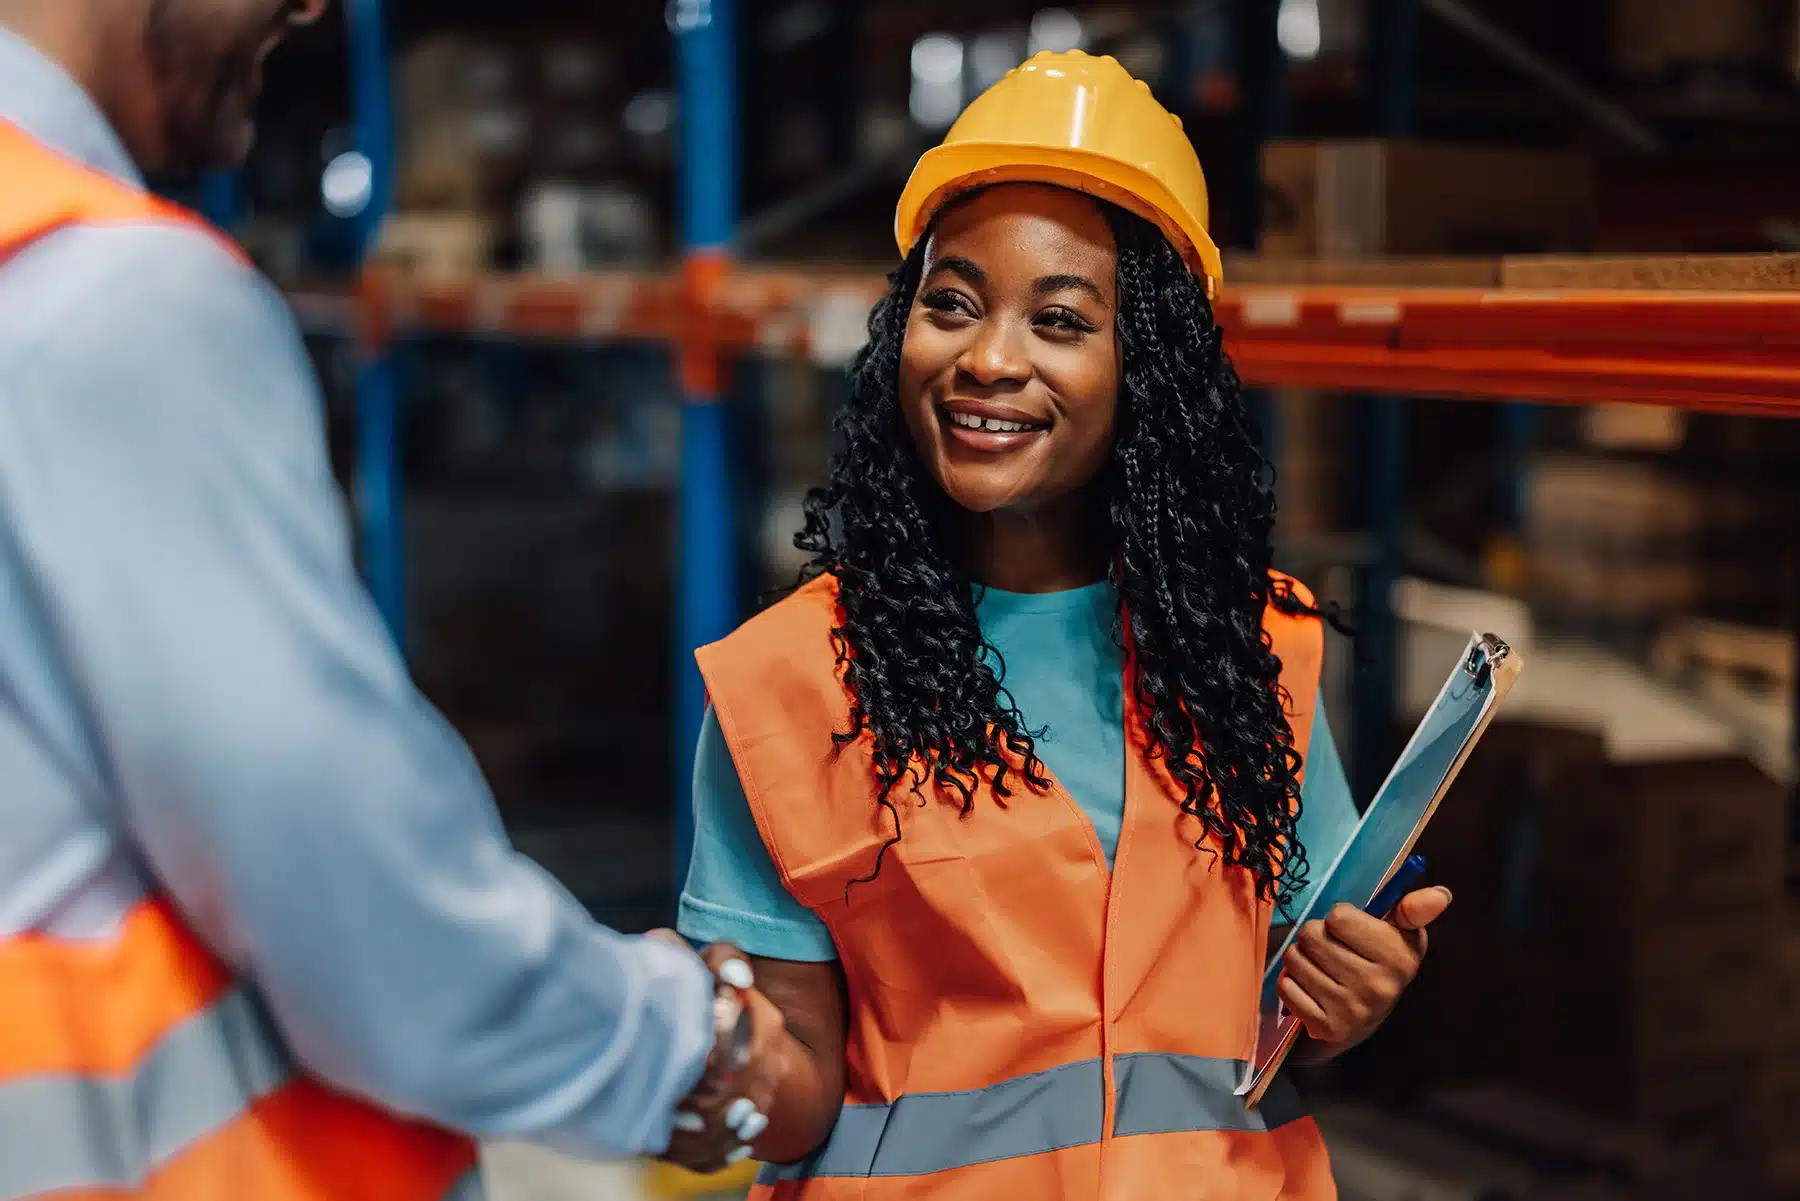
[647,933,789,1174]
[1278,887,1452,1059]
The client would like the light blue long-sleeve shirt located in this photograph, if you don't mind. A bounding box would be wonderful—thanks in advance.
[0,28,713,1158]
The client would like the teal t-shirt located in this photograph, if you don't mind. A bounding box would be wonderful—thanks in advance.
[678,581,1359,962]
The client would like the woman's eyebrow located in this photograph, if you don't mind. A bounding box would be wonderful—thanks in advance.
[930,255,989,288]
[1035,273,1108,305]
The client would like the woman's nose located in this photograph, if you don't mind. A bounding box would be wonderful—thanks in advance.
[957,318,1030,387]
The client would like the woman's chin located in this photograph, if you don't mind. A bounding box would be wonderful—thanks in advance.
[937,479,1022,516]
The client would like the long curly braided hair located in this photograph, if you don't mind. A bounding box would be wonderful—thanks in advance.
[795,196,1320,911]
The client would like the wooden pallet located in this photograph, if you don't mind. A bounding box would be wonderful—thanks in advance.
[1651,618,1795,701]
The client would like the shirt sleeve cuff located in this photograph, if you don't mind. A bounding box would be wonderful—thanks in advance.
[677,892,840,963]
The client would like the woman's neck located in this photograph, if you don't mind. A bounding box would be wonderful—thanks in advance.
[960,491,1110,594]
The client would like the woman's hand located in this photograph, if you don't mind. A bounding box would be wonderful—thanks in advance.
[1278,887,1452,1059]
[647,933,790,1175]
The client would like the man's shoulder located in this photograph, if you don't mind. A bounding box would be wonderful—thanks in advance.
[0,219,272,364]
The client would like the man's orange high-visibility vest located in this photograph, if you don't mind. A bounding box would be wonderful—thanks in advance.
[0,117,481,1201]
[699,573,1338,1200]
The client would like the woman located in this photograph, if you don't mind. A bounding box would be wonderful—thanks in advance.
[670,51,1452,1199]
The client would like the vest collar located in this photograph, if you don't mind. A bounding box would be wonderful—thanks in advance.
[0,27,143,188]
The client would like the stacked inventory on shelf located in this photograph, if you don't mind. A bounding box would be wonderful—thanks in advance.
[1610,0,1794,85]
[1254,138,1598,550]
[1386,719,1791,1167]
[379,29,659,282]
[1772,896,1800,1188]
[1524,409,1800,646]
[1353,579,1796,1182]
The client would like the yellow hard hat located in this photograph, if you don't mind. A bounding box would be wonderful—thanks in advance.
[895,49,1223,297]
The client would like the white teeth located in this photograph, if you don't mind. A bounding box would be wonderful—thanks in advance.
[950,412,1033,433]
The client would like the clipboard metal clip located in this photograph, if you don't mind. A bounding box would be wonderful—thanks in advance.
[1463,634,1512,688]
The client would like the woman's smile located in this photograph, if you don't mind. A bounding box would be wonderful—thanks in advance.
[939,398,1052,451]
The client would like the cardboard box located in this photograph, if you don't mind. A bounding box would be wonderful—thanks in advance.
[396,106,534,212]
[1493,932,1776,1121]
[1351,724,1608,1091]
[1629,944,1778,1063]
[1612,0,1783,79]
[1580,404,1687,453]
[1547,1050,1762,1152]
[1484,755,1788,1135]
[373,212,496,283]
[395,35,533,214]
[399,34,523,128]
[1526,456,1757,550]
[1546,757,1788,931]
[1260,140,1596,259]
[1761,1061,1800,1185]
[1778,907,1800,1058]
[1503,251,1800,292]
[1417,721,1609,929]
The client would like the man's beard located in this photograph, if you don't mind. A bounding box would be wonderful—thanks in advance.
[145,0,262,174]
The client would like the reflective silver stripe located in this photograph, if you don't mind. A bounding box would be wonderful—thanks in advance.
[1112,1053,1309,1137]
[757,1053,1312,1184]
[758,1058,1104,1182]
[0,988,293,1200]
[443,1167,488,1201]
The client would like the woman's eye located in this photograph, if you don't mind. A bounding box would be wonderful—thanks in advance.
[923,289,976,318]
[1036,307,1096,334]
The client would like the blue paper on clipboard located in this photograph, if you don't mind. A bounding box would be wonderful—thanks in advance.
[1237,632,1521,1106]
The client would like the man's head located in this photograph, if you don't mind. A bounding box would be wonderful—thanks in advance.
[0,0,329,174]
[139,0,329,173]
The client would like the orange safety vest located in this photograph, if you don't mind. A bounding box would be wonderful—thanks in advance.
[0,118,481,1201]
[699,574,1338,1201]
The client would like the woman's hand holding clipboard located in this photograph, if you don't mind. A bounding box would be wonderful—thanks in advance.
[1239,635,1522,1109]
[1274,856,1454,1059]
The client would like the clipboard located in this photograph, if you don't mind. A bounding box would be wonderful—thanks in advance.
[1238,632,1523,1108]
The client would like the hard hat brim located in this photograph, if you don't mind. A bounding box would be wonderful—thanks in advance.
[895,141,1224,298]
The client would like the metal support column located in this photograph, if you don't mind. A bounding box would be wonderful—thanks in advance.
[345,0,404,649]
[673,0,741,889]
[1228,0,1287,251]
[200,172,243,231]
[1352,0,1417,800]
[1487,402,1538,592]
[1230,0,1288,549]
[1371,0,1419,139]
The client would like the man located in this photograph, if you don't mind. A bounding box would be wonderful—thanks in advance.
[0,2,777,1196]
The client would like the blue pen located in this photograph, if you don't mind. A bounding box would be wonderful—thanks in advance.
[1365,854,1428,919]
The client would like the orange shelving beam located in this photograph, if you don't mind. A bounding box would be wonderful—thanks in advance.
[293,270,1800,415]
[1216,286,1800,414]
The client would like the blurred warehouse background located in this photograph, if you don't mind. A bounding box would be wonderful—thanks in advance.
[170,0,1800,1197]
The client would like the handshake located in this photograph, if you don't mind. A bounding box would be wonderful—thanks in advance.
[648,933,790,1176]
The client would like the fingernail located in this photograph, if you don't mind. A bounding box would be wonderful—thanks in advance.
[726,1097,756,1130]
[719,958,754,990]
[738,1111,769,1140]
[672,1111,705,1133]
[1436,886,1454,903]
[727,1145,754,1165]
